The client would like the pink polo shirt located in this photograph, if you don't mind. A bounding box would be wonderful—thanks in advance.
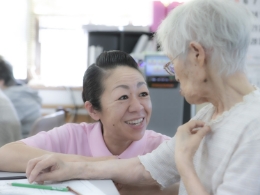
[21,122,170,159]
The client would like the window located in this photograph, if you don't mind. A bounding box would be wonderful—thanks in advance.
[39,28,87,87]
[0,0,28,80]
[32,0,152,87]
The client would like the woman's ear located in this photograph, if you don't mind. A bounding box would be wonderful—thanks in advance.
[84,101,100,121]
[189,41,206,67]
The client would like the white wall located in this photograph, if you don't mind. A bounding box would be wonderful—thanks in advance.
[0,0,28,80]
[37,89,87,115]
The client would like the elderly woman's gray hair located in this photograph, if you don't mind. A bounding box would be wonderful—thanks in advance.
[156,0,255,76]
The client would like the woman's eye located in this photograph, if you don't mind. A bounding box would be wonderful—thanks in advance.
[140,92,149,97]
[118,95,128,100]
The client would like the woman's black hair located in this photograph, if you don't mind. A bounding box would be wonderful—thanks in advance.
[0,56,16,87]
[82,50,141,111]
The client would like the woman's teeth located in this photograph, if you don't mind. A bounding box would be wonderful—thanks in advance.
[126,118,144,125]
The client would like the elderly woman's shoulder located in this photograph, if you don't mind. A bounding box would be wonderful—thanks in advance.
[241,117,260,143]
[243,88,260,111]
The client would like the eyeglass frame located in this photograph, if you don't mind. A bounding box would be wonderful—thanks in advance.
[164,61,175,76]
[164,53,181,76]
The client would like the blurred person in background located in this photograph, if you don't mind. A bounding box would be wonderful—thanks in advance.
[0,56,42,138]
[0,89,21,147]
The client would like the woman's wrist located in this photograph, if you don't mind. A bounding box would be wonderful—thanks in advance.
[69,161,90,179]
[71,161,108,180]
[176,157,194,177]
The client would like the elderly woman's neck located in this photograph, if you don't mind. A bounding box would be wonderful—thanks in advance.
[208,72,255,119]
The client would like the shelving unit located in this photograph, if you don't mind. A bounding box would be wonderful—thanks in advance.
[87,31,153,53]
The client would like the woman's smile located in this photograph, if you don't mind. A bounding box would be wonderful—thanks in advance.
[125,117,144,126]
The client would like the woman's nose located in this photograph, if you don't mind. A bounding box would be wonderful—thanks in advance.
[129,97,143,112]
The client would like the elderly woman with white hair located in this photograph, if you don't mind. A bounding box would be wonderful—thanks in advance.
[24,0,260,194]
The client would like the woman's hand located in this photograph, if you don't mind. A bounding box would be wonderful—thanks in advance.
[175,120,210,173]
[26,154,73,183]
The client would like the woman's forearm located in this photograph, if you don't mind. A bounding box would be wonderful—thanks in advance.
[179,161,209,195]
[174,121,211,195]
[0,141,49,172]
[26,154,174,191]
[0,142,115,172]
[75,158,179,195]
[73,158,157,186]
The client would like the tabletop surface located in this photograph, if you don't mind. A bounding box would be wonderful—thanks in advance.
[0,171,120,195]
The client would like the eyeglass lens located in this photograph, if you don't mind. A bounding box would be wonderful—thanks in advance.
[167,63,174,74]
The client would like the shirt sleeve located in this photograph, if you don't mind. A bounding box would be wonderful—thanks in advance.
[138,137,180,188]
[21,124,72,153]
[216,119,260,195]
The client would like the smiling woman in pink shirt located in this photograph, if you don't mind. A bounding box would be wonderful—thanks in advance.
[0,51,170,173]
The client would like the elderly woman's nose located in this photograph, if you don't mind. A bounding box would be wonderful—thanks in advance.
[128,97,144,112]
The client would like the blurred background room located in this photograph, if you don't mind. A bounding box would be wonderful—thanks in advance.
[0,0,259,139]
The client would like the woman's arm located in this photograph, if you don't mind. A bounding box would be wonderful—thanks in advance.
[0,141,115,172]
[175,120,210,195]
[26,155,154,185]
[26,154,179,194]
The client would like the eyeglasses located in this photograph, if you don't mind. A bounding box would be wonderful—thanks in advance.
[164,61,175,76]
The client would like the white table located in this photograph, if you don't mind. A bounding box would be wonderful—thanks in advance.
[0,171,120,195]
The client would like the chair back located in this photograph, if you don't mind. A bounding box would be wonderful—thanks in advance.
[29,110,66,136]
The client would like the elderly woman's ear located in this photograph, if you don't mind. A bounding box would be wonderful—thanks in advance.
[189,41,206,68]
[84,101,100,121]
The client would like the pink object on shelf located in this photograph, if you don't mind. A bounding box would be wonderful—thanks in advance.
[167,2,181,15]
[150,1,182,32]
[150,1,167,32]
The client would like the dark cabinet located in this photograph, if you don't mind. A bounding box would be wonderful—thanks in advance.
[87,31,153,53]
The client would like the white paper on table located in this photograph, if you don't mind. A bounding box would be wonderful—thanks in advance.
[0,179,106,195]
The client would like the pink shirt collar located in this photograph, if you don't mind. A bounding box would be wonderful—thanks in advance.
[88,122,147,158]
